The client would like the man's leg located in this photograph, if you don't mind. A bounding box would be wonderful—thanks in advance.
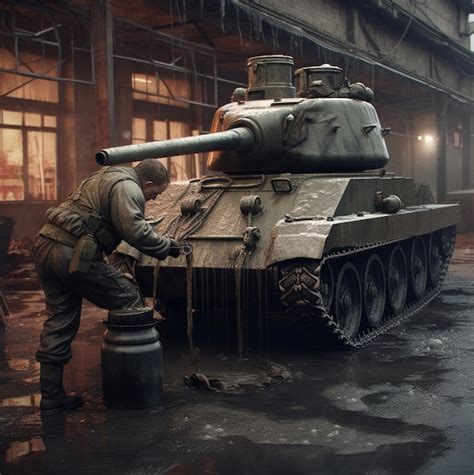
[37,287,84,414]
[33,237,84,414]
[68,257,145,310]
[36,286,83,364]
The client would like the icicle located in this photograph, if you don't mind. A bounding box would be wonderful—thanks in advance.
[220,0,226,32]
[234,2,243,48]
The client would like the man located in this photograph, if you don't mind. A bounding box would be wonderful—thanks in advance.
[33,159,179,414]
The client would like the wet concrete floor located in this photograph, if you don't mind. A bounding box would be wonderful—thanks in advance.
[0,248,473,474]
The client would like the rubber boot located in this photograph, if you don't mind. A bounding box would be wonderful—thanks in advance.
[40,362,83,415]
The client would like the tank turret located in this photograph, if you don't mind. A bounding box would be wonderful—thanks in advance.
[97,56,389,173]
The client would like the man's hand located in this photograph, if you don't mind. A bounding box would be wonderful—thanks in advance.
[168,238,181,258]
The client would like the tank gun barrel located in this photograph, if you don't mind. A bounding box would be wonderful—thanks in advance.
[96,127,255,166]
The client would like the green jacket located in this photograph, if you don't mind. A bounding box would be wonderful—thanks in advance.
[39,166,171,260]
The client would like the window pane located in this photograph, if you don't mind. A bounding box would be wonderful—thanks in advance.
[43,115,57,128]
[153,120,168,169]
[2,110,23,126]
[0,128,24,200]
[132,74,149,93]
[27,131,57,200]
[132,117,146,143]
[169,121,190,181]
[0,48,59,103]
[25,113,41,127]
[153,120,167,140]
[132,72,188,108]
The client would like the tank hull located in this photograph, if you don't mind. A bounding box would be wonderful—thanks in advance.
[117,172,458,347]
[125,172,457,270]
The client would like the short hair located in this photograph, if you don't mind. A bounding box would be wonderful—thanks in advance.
[134,159,170,186]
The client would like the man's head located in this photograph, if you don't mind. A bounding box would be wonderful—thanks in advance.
[134,159,170,201]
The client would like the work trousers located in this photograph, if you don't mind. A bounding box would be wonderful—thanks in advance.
[33,236,143,364]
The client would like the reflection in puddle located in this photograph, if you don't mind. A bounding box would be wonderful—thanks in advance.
[5,358,40,383]
[1,393,41,407]
[5,437,46,463]
[6,358,37,372]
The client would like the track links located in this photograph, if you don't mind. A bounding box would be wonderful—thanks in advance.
[278,227,456,349]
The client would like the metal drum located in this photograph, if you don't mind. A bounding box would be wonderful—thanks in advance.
[101,307,163,409]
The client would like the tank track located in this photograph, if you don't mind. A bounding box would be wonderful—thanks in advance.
[278,227,456,348]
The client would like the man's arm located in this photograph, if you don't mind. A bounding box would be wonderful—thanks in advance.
[109,180,171,260]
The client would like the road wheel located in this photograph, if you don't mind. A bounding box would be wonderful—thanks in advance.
[410,237,427,300]
[387,245,408,315]
[428,233,442,287]
[335,262,362,339]
[363,253,386,328]
[320,261,334,311]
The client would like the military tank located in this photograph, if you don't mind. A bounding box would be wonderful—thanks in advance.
[96,55,458,350]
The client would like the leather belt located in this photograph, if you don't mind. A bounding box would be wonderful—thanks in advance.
[39,224,103,259]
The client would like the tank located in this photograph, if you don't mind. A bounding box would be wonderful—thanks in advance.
[97,55,459,351]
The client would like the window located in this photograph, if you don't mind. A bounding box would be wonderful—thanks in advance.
[0,47,59,202]
[131,73,190,108]
[0,48,59,103]
[0,110,57,201]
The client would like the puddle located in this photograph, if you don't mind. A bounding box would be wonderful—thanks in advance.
[6,358,38,372]
[1,393,41,407]
[5,437,45,463]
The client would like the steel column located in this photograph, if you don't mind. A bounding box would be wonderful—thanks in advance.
[462,110,472,190]
[436,96,447,201]
[93,0,116,148]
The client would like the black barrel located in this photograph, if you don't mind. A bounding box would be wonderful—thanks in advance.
[101,307,163,409]
[0,217,14,278]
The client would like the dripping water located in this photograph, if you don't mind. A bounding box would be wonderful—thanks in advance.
[205,267,211,343]
[200,267,206,341]
[211,267,217,343]
[256,270,264,358]
[152,260,161,318]
[186,252,199,371]
[244,264,251,354]
[234,249,249,359]
[224,266,230,352]
[263,269,270,360]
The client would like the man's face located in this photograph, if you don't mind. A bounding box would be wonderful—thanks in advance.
[142,181,168,201]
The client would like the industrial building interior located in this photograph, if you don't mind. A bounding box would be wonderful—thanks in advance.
[0,1,473,473]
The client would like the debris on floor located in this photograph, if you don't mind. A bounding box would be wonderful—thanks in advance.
[183,361,295,393]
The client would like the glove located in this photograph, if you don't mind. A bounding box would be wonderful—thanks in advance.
[168,238,181,258]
